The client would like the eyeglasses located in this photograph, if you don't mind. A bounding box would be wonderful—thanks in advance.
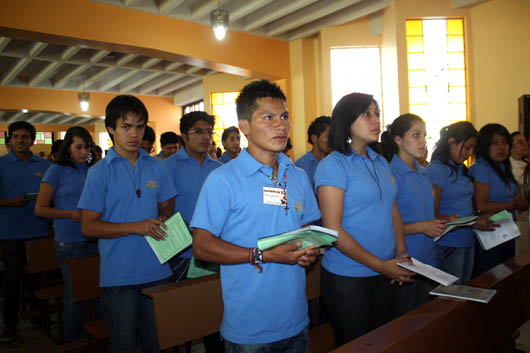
[187,128,215,136]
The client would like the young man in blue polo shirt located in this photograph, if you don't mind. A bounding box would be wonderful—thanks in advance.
[295,116,332,188]
[0,121,50,342]
[219,126,241,163]
[156,131,181,160]
[164,111,221,280]
[191,80,321,353]
[78,95,177,353]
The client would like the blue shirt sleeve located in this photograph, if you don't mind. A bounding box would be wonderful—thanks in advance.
[41,164,60,190]
[314,154,348,191]
[77,164,108,213]
[425,162,449,189]
[298,170,321,225]
[157,162,177,203]
[469,161,491,185]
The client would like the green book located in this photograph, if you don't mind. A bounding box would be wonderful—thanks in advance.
[187,257,219,278]
[257,225,338,251]
[145,212,192,264]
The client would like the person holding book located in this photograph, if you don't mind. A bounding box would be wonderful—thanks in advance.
[469,124,526,277]
[313,93,414,346]
[380,113,446,312]
[78,95,177,353]
[295,116,332,188]
[34,126,98,342]
[164,111,222,281]
[191,80,321,353]
[0,121,50,343]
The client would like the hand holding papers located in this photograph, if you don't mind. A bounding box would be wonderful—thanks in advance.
[397,257,458,286]
[474,210,520,250]
[257,225,338,251]
[146,212,192,264]
[434,216,478,242]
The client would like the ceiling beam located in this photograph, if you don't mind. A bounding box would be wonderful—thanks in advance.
[54,115,78,125]
[138,73,183,94]
[229,0,275,23]
[157,76,202,96]
[90,50,111,64]
[83,66,115,89]
[98,69,139,91]
[267,0,362,37]
[173,82,203,106]
[288,0,391,41]
[155,0,186,14]
[453,0,491,8]
[1,42,47,85]
[61,46,82,60]
[120,71,163,92]
[6,111,25,124]
[0,37,12,52]
[191,0,221,20]
[242,0,319,31]
[40,113,63,124]
[165,62,184,72]
[142,58,161,69]
[53,64,90,89]
[117,53,138,66]
[29,61,62,87]
[25,112,46,123]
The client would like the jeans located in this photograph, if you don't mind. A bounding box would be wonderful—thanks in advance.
[55,240,99,342]
[395,276,436,316]
[434,244,474,284]
[224,326,309,353]
[320,268,400,347]
[1,239,28,328]
[101,277,170,353]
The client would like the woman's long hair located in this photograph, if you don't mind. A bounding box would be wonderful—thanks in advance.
[55,126,95,168]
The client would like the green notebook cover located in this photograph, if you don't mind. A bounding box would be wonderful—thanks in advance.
[187,257,219,278]
[257,225,338,251]
[145,212,192,264]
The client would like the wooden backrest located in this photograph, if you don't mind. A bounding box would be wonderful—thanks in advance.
[24,237,59,274]
[67,255,101,302]
[331,250,530,353]
[143,262,323,350]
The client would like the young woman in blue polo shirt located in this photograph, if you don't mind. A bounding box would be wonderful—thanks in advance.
[314,93,414,346]
[35,126,97,342]
[381,114,446,312]
[469,124,526,277]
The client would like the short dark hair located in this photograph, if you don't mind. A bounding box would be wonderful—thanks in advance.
[180,111,215,134]
[307,116,331,144]
[477,123,516,186]
[105,95,148,131]
[160,132,179,147]
[8,121,36,142]
[236,80,286,121]
[143,125,156,144]
[222,126,240,141]
[329,93,377,155]
[380,113,424,162]
[51,139,63,155]
[56,126,95,168]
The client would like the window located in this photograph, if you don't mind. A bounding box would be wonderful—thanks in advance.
[211,92,248,150]
[0,131,6,145]
[330,47,383,118]
[406,18,467,155]
[183,100,204,114]
[35,131,53,145]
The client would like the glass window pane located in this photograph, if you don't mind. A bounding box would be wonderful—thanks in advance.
[37,140,44,144]
[408,70,426,87]
[406,20,423,36]
[447,35,464,52]
[407,53,425,70]
[447,19,463,35]
[44,138,52,144]
[211,93,223,105]
[223,92,239,104]
[44,132,52,138]
[449,103,467,121]
[406,36,424,53]
[0,138,5,145]
[409,87,426,104]
[449,87,466,104]
[448,69,466,86]
[448,53,465,69]
[409,104,427,118]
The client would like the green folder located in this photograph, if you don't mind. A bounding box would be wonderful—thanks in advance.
[257,225,338,251]
[187,257,219,278]
[145,212,192,264]
[489,210,511,222]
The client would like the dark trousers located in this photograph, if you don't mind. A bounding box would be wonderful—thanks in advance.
[395,276,436,316]
[321,268,400,347]
[224,326,309,353]
[472,238,515,278]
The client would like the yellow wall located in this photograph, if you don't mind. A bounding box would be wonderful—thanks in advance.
[470,0,530,131]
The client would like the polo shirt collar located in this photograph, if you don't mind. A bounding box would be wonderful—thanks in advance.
[390,154,425,176]
[348,145,381,161]
[5,151,39,163]
[104,147,149,164]
[174,147,216,163]
[237,148,294,177]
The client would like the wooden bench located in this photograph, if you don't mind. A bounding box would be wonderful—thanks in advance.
[143,260,335,353]
[24,237,64,343]
[331,250,530,353]
[67,254,109,353]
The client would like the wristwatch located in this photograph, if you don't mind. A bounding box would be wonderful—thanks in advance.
[252,248,264,264]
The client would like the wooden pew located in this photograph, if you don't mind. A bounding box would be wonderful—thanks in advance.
[24,237,64,343]
[143,260,335,353]
[331,250,530,353]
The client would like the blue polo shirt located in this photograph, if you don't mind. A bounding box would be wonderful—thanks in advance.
[77,148,177,287]
[426,160,474,247]
[314,147,397,277]
[41,162,89,243]
[218,152,232,164]
[190,149,321,344]
[390,155,435,265]
[164,148,221,258]
[469,157,518,203]
[295,151,319,188]
[0,151,49,240]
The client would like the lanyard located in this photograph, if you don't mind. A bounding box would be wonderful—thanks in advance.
[260,169,288,215]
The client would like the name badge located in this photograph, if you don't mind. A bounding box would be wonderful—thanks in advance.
[263,186,287,206]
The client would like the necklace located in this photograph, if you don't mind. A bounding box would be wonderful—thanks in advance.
[260,169,288,215]
[127,161,141,198]
[362,157,381,200]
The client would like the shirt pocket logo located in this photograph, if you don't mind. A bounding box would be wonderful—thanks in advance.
[35,171,44,177]
[146,180,159,189]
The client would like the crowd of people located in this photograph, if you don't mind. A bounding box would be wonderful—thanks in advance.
[1,79,529,353]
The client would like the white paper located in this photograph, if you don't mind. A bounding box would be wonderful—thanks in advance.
[474,217,520,250]
[398,257,459,286]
